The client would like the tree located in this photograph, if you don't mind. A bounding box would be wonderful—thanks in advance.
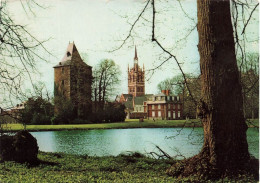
[20,97,54,125]
[0,0,48,130]
[157,75,184,95]
[168,0,252,178]
[92,59,121,111]
[239,53,259,119]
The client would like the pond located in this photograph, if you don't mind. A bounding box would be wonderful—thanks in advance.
[31,128,259,159]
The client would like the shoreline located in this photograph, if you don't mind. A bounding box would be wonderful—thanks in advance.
[2,119,258,132]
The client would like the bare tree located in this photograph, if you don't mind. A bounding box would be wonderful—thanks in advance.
[92,59,121,111]
[0,0,49,131]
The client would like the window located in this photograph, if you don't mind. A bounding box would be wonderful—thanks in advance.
[167,96,170,101]
[168,104,171,109]
[158,96,161,100]
[177,96,180,101]
[152,105,154,109]
[173,112,176,119]
[178,104,181,109]
[158,111,161,117]
[173,104,176,110]
[168,111,171,118]
[178,111,181,118]
[158,104,161,109]
[152,111,155,117]
[61,67,64,74]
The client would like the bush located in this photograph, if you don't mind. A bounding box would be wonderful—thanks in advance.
[89,103,126,123]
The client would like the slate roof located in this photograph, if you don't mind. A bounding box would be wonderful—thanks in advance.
[124,100,133,109]
[53,42,91,68]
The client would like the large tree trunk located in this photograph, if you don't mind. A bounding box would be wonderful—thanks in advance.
[168,0,253,179]
[197,0,249,168]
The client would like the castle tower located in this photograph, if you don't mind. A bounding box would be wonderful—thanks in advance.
[53,42,92,119]
[128,46,145,97]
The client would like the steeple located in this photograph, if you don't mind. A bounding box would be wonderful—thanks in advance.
[134,46,138,61]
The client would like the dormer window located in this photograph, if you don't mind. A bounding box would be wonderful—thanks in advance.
[67,51,71,57]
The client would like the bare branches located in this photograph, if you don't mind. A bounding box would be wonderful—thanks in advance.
[0,1,50,109]
[241,3,259,35]
[151,0,197,105]
[110,0,151,52]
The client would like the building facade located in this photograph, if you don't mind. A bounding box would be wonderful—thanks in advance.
[128,46,145,97]
[53,42,92,119]
[144,90,183,120]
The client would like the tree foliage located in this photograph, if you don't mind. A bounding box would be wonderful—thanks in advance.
[90,103,126,123]
[20,97,53,125]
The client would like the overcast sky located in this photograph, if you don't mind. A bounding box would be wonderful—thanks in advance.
[6,0,259,99]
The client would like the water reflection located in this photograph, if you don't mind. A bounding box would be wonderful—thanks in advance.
[31,128,258,158]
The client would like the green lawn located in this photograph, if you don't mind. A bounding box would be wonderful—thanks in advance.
[0,152,257,183]
[2,119,258,132]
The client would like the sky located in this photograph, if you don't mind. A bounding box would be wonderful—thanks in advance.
[5,0,259,100]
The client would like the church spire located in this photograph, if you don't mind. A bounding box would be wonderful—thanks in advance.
[134,46,138,61]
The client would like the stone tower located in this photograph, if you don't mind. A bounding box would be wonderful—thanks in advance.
[128,46,145,97]
[53,42,92,119]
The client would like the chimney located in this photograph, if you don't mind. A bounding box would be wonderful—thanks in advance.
[161,90,166,95]
[162,90,170,96]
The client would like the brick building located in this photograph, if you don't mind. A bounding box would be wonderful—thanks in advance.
[53,42,92,119]
[144,90,183,120]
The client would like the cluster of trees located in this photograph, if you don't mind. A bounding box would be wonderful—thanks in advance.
[157,53,259,120]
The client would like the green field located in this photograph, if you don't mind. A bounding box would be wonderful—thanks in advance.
[1,119,258,132]
[0,152,257,183]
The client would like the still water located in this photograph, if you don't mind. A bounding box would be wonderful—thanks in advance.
[31,128,259,159]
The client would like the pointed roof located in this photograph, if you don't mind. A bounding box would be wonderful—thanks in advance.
[54,42,86,68]
[134,46,138,60]
[61,42,79,62]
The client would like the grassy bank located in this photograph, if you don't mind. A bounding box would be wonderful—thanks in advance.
[2,119,202,132]
[0,152,257,183]
[2,119,258,132]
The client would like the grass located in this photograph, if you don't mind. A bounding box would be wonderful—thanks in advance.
[0,152,257,183]
[2,119,201,132]
[2,119,258,132]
